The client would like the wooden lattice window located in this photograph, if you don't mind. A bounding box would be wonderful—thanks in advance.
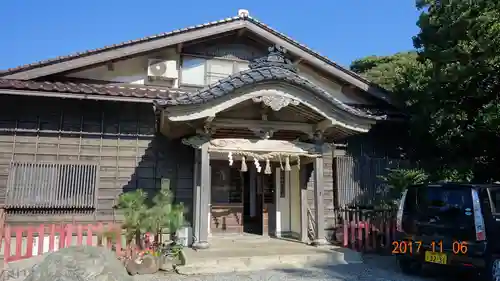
[6,161,99,209]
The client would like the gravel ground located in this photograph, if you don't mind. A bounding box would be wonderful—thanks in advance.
[132,255,480,281]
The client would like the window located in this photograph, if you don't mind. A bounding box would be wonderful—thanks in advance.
[488,188,500,213]
[180,56,249,87]
[180,57,206,86]
[6,162,98,209]
[415,185,473,221]
[206,59,234,84]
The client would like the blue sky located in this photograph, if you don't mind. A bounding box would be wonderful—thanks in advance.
[0,0,421,70]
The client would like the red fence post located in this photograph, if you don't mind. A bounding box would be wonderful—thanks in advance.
[0,222,131,264]
[105,225,112,250]
[37,224,44,255]
[357,211,363,252]
[342,209,348,247]
[86,224,93,246]
[4,225,11,264]
[350,211,355,250]
[49,224,56,252]
[115,225,122,257]
[365,217,371,252]
[372,215,377,251]
[66,224,73,247]
[58,223,66,249]
[14,227,23,260]
[25,227,33,259]
[76,224,83,246]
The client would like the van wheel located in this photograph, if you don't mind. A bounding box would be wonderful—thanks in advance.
[398,258,422,275]
[485,258,500,281]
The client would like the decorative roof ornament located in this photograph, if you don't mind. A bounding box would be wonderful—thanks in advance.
[238,9,250,18]
[249,45,297,73]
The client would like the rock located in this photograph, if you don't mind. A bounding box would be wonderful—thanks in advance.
[125,254,160,275]
[23,246,133,281]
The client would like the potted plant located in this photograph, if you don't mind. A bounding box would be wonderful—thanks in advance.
[116,180,186,274]
[143,183,186,270]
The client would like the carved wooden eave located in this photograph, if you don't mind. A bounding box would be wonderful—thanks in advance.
[182,136,322,158]
[154,46,387,135]
[160,85,378,133]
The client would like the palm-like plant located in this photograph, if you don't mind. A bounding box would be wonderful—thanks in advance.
[377,168,429,207]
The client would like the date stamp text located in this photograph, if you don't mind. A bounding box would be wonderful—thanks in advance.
[392,240,468,255]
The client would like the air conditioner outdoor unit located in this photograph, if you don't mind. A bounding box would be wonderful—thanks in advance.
[147,59,178,80]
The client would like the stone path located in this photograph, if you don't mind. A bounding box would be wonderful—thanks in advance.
[133,255,480,281]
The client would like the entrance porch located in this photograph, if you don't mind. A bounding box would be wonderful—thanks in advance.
[185,137,323,247]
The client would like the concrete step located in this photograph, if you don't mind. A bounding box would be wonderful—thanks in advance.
[175,247,363,275]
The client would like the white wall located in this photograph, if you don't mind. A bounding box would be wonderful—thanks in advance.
[64,42,373,105]
[297,64,371,104]
[67,55,149,84]
[66,48,180,87]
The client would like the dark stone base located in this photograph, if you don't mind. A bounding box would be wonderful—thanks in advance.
[192,241,210,250]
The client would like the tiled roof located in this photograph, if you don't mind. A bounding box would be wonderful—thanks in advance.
[0,79,180,99]
[0,15,372,87]
[0,76,393,120]
[0,46,393,121]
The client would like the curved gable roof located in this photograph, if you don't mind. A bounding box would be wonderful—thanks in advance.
[155,46,384,121]
[154,46,386,133]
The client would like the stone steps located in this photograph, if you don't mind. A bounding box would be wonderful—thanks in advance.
[175,247,362,275]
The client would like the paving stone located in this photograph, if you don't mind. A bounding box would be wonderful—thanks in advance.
[134,255,478,281]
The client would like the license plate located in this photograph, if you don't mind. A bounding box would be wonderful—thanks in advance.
[424,251,447,264]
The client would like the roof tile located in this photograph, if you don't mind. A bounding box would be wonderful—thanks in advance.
[0,79,178,100]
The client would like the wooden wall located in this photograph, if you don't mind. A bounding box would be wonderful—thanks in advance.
[303,124,407,239]
[0,95,194,225]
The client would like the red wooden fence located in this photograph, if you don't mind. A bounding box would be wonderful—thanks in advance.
[0,210,398,265]
[1,222,123,264]
[338,208,397,254]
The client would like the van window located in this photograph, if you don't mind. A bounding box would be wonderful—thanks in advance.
[488,189,500,213]
[415,185,473,219]
[403,187,417,213]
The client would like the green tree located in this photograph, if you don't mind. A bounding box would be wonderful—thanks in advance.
[350,52,437,171]
[350,52,422,92]
[116,189,149,247]
[352,1,500,182]
[413,0,500,182]
[117,183,185,247]
[144,183,185,242]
